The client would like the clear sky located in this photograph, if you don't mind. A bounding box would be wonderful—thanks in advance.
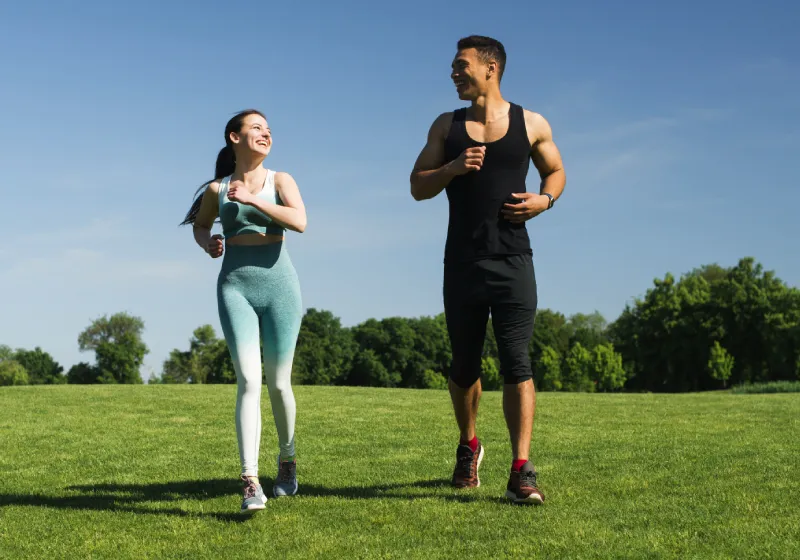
[1,0,798,381]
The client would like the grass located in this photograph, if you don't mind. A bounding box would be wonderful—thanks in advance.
[731,380,800,394]
[0,386,798,559]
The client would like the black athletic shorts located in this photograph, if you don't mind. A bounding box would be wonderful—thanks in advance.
[443,253,537,388]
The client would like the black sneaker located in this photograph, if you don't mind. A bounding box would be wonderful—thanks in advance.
[451,440,484,489]
[505,461,544,504]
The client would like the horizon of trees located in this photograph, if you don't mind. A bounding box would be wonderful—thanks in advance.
[2,257,798,392]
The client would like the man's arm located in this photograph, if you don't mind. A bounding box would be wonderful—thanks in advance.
[530,112,566,203]
[502,111,566,223]
[409,113,462,201]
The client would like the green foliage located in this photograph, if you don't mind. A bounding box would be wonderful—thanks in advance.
[13,347,65,385]
[537,346,562,391]
[421,369,448,390]
[293,309,356,385]
[480,356,502,391]
[730,381,800,394]
[77,312,148,384]
[564,343,595,392]
[565,311,609,352]
[66,362,100,384]
[609,257,800,392]
[348,348,399,387]
[0,345,13,361]
[591,343,627,392]
[707,341,735,388]
[161,326,234,384]
[0,360,29,386]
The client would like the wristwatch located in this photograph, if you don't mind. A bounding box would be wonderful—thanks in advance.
[542,192,554,209]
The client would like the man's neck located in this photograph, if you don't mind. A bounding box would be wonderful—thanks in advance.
[469,89,508,123]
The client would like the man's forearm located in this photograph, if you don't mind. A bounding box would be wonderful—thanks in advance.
[411,162,457,201]
[540,168,566,201]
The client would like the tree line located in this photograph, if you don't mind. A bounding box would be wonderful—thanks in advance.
[2,258,798,392]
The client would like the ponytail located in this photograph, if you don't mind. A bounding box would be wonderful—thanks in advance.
[180,109,265,226]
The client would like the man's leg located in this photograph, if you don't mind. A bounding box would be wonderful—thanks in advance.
[449,376,482,443]
[487,254,544,503]
[443,261,488,488]
[503,379,535,462]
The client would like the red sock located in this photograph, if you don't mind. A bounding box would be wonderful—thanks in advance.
[460,436,479,453]
[512,459,527,472]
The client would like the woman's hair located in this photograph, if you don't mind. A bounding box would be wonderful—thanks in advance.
[180,109,266,226]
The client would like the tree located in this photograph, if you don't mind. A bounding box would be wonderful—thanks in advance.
[13,347,65,385]
[348,348,399,387]
[67,362,101,384]
[609,258,800,392]
[293,309,356,385]
[0,360,29,386]
[707,341,734,389]
[529,309,571,380]
[78,312,149,384]
[421,369,448,390]
[564,343,595,392]
[565,311,609,352]
[480,357,502,391]
[537,346,562,391]
[161,325,234,384]
[591,343,627,392]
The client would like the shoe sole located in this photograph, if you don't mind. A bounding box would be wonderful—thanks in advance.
[504,489,544,505]
[453,445,485,489]
[240,494,268,513]
[273,484,298,498]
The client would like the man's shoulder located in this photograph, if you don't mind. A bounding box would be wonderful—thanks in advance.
[519,107,553,143]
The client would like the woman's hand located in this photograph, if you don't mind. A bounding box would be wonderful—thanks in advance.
[206,234,224,258]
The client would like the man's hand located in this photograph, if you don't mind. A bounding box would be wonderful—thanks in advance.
[206,234,224,258]
[227,183,255,205]
[501,193,551,223]
[450,146,486,175]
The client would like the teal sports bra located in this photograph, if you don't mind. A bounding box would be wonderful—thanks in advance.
[218,169,285,238]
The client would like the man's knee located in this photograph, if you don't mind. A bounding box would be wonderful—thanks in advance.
[499,349,533,385]
[449,367,481,389]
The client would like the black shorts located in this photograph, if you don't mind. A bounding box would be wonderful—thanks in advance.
[443,253,537,388]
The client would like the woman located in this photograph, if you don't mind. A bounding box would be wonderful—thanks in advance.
[181,109,306,512]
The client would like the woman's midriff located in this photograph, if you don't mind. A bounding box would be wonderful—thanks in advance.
[225,233,284,246]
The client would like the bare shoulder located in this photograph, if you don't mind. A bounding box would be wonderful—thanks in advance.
[522,109,554,144]
[205,180,222,194]
[274,171,297,187]
[431,111,454,136]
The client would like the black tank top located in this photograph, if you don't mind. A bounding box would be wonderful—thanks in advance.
[443,102,532,263]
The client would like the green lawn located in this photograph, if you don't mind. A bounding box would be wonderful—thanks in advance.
[0,386,797,559]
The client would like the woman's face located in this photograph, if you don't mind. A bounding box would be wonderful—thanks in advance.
[231,113,272,158]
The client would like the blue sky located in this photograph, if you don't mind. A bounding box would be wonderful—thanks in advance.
[1,0,798,381]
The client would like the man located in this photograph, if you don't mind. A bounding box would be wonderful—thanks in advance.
[409,35,565,504]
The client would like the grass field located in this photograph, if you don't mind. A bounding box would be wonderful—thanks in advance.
[0,386,798,559]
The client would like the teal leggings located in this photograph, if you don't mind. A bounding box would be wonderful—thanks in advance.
[217,242,302,477]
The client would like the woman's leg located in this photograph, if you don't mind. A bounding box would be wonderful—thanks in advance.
[260,271,303,462]
[218,283,264,479]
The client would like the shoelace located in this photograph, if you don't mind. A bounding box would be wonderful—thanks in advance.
[519,469,538,488]
[455,451,475,478]
[277,462,296,483]
[241,476,258,499]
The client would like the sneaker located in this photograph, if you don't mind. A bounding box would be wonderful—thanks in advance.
[273,456,298,497]
[240,475,267,512]
[505,461,544,505]
[451,440,484,488]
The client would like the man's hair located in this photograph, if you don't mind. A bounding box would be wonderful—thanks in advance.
[457,35,507,80]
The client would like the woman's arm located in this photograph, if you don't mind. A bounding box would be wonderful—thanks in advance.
[192,182,224,257]
[227,172,307,233]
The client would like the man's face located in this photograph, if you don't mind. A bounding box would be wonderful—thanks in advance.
[451,48,490,100]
